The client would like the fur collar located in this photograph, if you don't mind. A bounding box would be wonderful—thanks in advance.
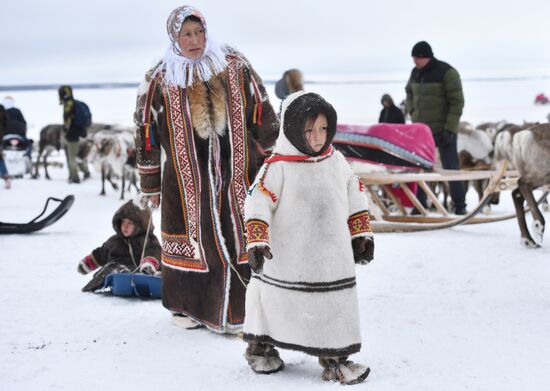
[187,71,228,139]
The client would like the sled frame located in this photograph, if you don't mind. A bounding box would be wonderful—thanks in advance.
[357,161,521,232]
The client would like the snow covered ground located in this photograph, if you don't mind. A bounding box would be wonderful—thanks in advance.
[1,80,550,390]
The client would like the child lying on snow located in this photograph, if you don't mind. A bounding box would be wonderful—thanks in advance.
[242,92,375,385]
[77,199,162,292]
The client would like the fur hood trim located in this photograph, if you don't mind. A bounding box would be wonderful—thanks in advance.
[112,200,153,237]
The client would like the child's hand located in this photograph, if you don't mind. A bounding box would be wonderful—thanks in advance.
[77,255,98,274]
[352,237,374,265]
[139,257,160,275]
[247,246,273,274]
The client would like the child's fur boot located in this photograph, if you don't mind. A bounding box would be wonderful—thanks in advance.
[245,342,284,374]
[319,356,370,385]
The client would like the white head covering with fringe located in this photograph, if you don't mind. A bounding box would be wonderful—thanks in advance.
[159,5,227,88]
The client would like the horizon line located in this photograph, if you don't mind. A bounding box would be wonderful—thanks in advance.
[1,75,548,92]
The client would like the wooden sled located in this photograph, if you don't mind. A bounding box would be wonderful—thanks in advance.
[357,160,520,232]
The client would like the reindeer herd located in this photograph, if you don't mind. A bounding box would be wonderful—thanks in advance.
[32,123,138,200]
[457,120,550,248]
[26,117,550,248]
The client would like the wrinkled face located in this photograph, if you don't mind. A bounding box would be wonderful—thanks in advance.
[304,113,328,153]
[178,19,206,59]
[121,218,136,238]
[413,56,431,69]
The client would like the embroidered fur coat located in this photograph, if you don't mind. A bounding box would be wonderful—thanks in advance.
[242,92,373,356]
[134,49,278,333]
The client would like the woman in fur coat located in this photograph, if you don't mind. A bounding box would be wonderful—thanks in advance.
[77,200,162,288]
[134,6,279,333]
[243,92,374,385]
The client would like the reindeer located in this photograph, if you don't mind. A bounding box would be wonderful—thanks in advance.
[121,148,139,200]
[91,128,137,199]
[511,123,550,248]
[33,123,112,179]
[457,122,495,210]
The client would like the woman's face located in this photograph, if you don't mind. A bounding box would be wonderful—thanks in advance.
[304,113,328,153]
[178,19,206,59]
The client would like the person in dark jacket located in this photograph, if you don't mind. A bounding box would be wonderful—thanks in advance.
[405,41,466,214]
[77,200,162,281]
[378,94,405,124]
[2,96,27,137]
[58,85,90,183]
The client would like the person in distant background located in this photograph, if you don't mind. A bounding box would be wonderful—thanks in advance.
[405,41,466,215]
[2,96,27,137]
[58,85,91,184]
[378,94,405,124]
[274,69,304,110]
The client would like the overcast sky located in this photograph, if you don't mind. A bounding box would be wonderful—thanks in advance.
[1,0,550,85]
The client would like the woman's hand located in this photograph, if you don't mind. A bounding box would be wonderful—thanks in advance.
[148,194,161,208]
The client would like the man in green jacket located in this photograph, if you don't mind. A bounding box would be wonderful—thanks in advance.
[405,41,466,214]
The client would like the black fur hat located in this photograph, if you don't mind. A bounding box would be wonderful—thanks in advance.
[282,92,337,156]
[58,85,73,104]
[411,41,433,58]
[112,200,153,237]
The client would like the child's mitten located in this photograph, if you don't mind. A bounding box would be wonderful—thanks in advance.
[247,246,273,274]
[77,255,98,275]
[139,257,160,275]
[352,237,374,264]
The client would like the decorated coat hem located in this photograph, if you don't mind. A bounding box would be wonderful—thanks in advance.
[243,333,361,357]
[167,308,243,334]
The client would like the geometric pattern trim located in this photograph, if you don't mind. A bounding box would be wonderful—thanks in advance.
[226,56,250,263]
[347,210,373,237]
[245,219,270,247]
[160,232,208,272]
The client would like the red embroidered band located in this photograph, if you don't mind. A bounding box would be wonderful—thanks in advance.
[246,219,270,246]
[265,146,333,164]
[348,210,372,236]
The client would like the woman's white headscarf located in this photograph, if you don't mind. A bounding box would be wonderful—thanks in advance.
[159,5,227,88]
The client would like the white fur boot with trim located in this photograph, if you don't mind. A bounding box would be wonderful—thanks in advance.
[245,342,284,374]
[319,357,370,385]
[171,313,205,330]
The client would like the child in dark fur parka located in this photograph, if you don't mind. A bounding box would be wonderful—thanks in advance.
[77,200,162,281]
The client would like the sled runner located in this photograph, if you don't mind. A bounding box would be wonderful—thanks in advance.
[357,161,519,232]
[0,195,74,234]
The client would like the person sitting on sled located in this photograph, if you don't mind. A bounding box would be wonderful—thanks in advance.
[242,91,375,385]
[77,200,162,290]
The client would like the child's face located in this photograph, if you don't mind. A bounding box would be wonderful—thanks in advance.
[121,218,136,237]
[304,113,328,153]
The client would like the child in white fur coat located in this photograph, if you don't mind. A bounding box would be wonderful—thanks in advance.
[242,92,374,385]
